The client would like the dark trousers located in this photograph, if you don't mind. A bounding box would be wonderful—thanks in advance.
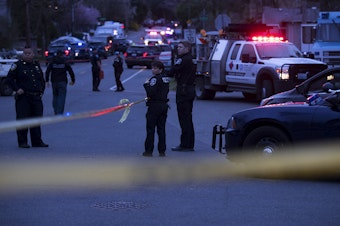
[92,69,100,90]
[144,103,168,154]
[114,70,124,90]
[15,94,44,146]
[52,81,67,115]
[177,99,195,148]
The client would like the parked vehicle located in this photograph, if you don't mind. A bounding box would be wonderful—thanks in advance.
[124,45,167,69]
[44,44,73,64]
[110,38,130,53]
[212,88,340,160]
[88,40,108,59]
[195,24,327,101]
[261,67,340,106]
[50,36,90,61]
[0,59,17,96]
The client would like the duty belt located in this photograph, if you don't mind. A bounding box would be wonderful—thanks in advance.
[24,91,42,96]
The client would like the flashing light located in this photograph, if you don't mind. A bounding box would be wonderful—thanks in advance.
[149,31,158,36]
[252,36,284,42]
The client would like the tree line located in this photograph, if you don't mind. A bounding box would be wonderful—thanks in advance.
[2,0,339,51]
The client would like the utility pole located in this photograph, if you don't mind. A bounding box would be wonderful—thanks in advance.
[25,0,32,47]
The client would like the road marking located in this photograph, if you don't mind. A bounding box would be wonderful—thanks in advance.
[110,69,145,90]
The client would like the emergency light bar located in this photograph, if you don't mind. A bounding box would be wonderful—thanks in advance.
[252,36,285,42]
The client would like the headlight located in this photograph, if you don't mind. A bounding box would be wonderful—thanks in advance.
[276,65,289,80]
[227,116,237,129]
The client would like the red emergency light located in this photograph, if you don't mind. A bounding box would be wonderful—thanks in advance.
[149,31,158,36]
[252,36,284,42]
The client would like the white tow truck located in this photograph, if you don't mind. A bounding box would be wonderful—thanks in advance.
[0,59,16,96]
[195,24,328,100]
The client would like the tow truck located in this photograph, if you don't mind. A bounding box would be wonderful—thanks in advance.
[195,24,328,100]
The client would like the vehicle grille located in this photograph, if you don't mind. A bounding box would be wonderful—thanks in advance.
[289,64,328,81]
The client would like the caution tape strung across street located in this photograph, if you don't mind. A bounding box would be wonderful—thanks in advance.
[0,97,339,192]
[0,98,147,134]
[0,144,339,192]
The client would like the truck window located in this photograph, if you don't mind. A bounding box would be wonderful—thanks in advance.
[230,44,241,60]
[240,44,256,63]
[255,43,303,59]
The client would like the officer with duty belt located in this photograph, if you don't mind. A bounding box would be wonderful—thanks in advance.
[7,46,49,148]
[167,40,196,152]
[143,61,170,157]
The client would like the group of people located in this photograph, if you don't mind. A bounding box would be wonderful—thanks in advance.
[90,48,124,92]
[6,40,196,156]
[143,40,196,157]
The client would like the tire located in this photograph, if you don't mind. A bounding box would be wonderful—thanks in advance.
[0,78,14,96]
[260,80,274,99]
[127,64,133,69]
[242,92,257,100]
[243,126,290,155]
[195,76,216,100]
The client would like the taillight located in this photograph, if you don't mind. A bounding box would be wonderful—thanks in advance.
[143,52,148,57]
[124,52,127,57]
[64,50,70,56]
[44,51,49,57]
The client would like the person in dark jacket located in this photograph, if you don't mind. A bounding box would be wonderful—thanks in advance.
[167,40,196,152]
[6,46,48,148]
[112,51,125,91]
[45,50,75,115]
[90,48,101,91]
[143,61,170,157]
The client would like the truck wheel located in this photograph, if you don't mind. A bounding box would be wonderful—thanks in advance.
[242,92,256,100]
[257,80,274,100]
[0,78,14,96]
[243,126,290,156]
[262,80,274,98]
[195,76,215,100]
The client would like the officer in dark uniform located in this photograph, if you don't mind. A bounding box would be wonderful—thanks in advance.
[167,40,196,152]
[45,50,75,115]
[90,48,101,91]
[112,51,125,91]
[143,61,170,157]
[7,46,48,148]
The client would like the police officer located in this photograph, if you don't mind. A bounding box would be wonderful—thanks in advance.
[7,46,48,148]
[91,48,101,91]
[112,51,125,91]
[45,50,75,115]
[143,61,170,157]
[167,40,196,152]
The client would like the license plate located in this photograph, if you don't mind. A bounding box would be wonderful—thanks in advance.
[132,53,137,57]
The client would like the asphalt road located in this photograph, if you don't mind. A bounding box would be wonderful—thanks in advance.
[0,58,339,226]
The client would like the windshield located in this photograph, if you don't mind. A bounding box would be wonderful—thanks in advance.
[255,43,303,59]
[316,24,340,42]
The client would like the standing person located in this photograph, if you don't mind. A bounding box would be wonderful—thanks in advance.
[143,61,170,157]
[90,48,101,92]
[112,51,125,91]
[45,50,75,115]
[6,46,48,148]
[167,41,196,152]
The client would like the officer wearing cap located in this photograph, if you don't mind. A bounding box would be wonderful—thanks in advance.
[7,46,48,148]
[112,51,125,91]
[90,48,101,91]
[45,50,75,115]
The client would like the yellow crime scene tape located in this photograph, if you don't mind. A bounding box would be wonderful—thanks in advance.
[0,98,339,193]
